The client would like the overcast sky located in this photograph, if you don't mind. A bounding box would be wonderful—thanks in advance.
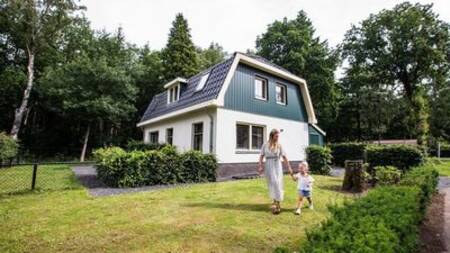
[80,0,450,52]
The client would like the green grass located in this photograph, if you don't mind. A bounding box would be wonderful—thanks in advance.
[428,159,450,176]
[0,165,81,195]
[0,166,349,253]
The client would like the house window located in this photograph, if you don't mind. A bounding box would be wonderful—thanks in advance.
[276,83,287,105]
[166,128,173,145]
[252,126,264,149]
[149,131,159,144]
[236,123,265,150]
[192,122,203,151]
[196,72,210,91]
[254,76,268,100]
[236,124,250,149]
[168,85,180,104]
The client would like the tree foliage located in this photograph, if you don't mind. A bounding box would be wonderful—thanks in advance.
[162,13,200,81]
[341,2,450,144]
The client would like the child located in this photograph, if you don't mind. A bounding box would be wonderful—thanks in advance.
[292,161,314,215]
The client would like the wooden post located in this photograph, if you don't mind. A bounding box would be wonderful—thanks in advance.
[31,163,38,190]
[437,142,441,159]
[342,160,366,193]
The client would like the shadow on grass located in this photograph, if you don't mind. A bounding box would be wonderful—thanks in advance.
[185,202,296,212]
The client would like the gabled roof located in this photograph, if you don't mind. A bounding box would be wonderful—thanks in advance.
[138,52,317,127]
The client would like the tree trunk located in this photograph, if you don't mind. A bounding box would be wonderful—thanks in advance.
[10,51,35,140]
[80,124,91,162]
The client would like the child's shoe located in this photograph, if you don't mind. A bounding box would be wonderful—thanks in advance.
[309,204,314,210]
[294,208,301,215]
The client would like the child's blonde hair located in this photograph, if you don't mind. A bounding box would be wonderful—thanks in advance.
[299,161,309,171]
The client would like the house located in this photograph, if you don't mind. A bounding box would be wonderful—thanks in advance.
[137,52,325,178]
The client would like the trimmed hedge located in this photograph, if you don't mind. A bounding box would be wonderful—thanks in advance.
[94,146,217,187]
[125,140,167,151]
[297,166,438,253]
[366,144,424,171]
[329,143,367,167]
[0,132,19,161]
[306,145,332,175]
[374,166,402,186]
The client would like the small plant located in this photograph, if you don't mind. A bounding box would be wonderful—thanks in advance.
[0,132,19,162]
[306,145,332,175]
[374,166,402,186]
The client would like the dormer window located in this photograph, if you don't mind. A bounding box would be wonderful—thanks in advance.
[168,85,179,103]
[164,77,186,104]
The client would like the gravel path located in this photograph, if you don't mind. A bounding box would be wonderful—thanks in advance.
[439,176,450,252]
[71,165,199,197]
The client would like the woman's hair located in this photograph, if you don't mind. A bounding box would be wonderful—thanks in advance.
[268,129,280,152]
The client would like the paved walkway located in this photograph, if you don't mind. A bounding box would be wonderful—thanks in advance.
[439,177,450,252]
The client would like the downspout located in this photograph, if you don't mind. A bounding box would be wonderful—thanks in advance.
[207,111,214,153]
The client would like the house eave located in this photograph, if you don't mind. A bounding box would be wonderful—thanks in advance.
[163,77,187,89]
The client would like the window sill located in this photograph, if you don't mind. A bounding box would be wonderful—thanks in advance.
[235,150,260,154]
[254,97,268,102]
[276,101,287,106]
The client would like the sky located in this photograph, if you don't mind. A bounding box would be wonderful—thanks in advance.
[80,0,450,53]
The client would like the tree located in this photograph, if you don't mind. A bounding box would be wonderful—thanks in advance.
[0,0,83,140]
[41,29,137,161]
[341,2,450,145]
[198,42,227,69]
[162,13,200,81]
[256,11,340,133]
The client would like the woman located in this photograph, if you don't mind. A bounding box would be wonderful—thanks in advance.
[258,129,293,214]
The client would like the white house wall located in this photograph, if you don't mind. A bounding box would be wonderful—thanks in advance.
[215,108,309,163]
[142,110,215,153]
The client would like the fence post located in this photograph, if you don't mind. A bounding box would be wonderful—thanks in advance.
[31,163,38,190]
[437,142,441,159]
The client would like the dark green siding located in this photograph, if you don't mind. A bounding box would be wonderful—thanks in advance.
[224,63,308,122]
[308,125,325,146]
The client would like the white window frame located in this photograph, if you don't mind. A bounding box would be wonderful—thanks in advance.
[235,122,266,151]
[166,128,173,145]
[276,83,287,105]
[149,131,159,144]
[167,84,180,104]
[196,72,210,91]
[192,122,203,152]
[254,76,268,101]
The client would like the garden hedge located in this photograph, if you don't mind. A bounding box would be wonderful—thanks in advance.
[125,140,167,151]
[305,145,332,175]
[329,143,367,167]
[293,166,439,253]
[366,144,424,171]
[94,146,217,187]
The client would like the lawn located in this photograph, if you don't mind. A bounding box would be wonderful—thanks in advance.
[0,165,349,253]
[432,159,450,176]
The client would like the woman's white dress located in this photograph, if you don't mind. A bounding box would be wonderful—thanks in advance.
[260,143,286,201]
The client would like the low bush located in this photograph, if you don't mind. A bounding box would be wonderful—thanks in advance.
[374,166,402,186]
[366,144,424,171]
[306,145,332,175]
[94,146,217,187]
[329,142,367,167]
[125,140,167,151]
[298,166,438,253]
[0,132,19,162]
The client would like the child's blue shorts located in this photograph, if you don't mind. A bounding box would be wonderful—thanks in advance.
[298,190,311,197]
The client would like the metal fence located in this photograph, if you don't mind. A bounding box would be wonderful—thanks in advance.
[0,162,91,195]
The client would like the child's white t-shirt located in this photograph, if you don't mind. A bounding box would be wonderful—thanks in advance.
[295,173,314,191]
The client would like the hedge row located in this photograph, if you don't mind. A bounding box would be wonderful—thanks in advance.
[329,143,424,171]
[94,146,217,187]
[295,166,438,253]
[305,145,332,175]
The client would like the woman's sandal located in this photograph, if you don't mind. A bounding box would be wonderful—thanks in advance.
[271,204,281,215]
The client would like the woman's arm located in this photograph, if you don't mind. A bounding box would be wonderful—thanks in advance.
[282,155,293,175]
[258,155,264,175]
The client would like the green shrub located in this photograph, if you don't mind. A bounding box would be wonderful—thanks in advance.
[126,139,167,151]
[329,142,367,167]
[306,145,332,175]
[366,144,424,171]
[0,132,19,161]
[298,165,438,253]
[94,146,217,187]
[374,166,402,186]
